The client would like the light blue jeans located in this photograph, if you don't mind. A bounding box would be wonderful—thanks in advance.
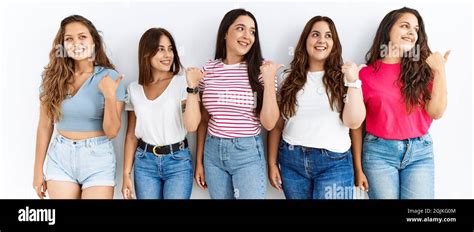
[133,147,193,199]
[362,132,435,199]
[203,134,267,199]
[278,140,354,199]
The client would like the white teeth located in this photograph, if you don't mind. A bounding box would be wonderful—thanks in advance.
[315,46,326,51]
[161,61,171,65]
[238,41,248,46]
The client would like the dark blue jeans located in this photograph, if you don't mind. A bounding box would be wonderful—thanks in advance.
[278,140,354,199]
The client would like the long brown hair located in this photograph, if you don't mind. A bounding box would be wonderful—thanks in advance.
[366,7,432,112]
[215,9,264,116]
[280,16,345,119]
[138,28,182,85]
[40,15,114,122]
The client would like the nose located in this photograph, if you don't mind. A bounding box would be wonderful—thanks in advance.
[164,49,172,58]
[243,29,252,39]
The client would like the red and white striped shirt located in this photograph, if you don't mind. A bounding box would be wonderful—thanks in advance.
[199,59,263,138]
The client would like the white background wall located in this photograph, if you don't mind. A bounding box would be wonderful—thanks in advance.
[0,0,472,199]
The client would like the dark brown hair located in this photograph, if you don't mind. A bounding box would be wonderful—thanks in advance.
[138,27,182,85]
[40,15,114,122]
[280,16,346,119]
[215,9,264,115]
[366,7,432,112]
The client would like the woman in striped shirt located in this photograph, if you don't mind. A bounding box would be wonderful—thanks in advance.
[194,8,282,199]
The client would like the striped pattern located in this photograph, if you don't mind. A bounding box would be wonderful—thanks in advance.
[199,59,262,138]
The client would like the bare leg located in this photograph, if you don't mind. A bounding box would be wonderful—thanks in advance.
[47,181,81,199]
[81,186,114,199]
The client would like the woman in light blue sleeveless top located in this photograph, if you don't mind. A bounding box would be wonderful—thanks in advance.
[33,15,125,199]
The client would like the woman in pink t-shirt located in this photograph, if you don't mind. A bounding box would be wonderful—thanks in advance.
[352,7,449,199]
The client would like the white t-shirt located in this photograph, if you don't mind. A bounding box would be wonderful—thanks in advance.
[278,71,351,153]
[125,74,188,145]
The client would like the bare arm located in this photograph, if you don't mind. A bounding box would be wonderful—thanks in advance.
[182,93,201,132]
[342,62,366,129]
[342,87,366,129]
[259,61,283,130]
[267,116,284,191]
[122,111,137,199]
[194,95,209,189]
[99,75,124,139]
[425,51,450,120]
[350,124,368,191]
[103,99,124,139]
[33,104,54,199]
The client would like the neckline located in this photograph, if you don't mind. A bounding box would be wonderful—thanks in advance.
[308,71,324,77]
[68,66,99,99]
[140,75,176,102]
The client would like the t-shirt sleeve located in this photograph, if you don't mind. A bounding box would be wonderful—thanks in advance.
[107,69,126,102]
[198,65,207,92]
[124,84,134,111]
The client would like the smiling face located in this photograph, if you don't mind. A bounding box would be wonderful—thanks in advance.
[306,21,334,64]
[150,35,174,72]
[389,13,419,53]
[63,22,95,61]
[224,15,256,61]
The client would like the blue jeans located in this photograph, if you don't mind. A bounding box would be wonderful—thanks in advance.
[133,146,193,199]
[203,134,267,199]
[278,140,354,199]
[362,133,434,199]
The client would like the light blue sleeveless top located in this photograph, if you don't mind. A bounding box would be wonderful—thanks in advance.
[56,66,126,131]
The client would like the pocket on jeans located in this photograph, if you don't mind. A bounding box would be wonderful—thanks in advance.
[364,133,380,143]
[323,149,349,160]
[235,137,257,150]
[420,133,433,146]
[170,149,192,161]
[134,147,146,159]
[92,141,113,157]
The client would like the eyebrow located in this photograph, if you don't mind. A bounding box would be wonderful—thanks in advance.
[400,21,419,27]
[311,30,332,34]
[158,45,173,47]
[235,23,255,30]
[64,32,87,37]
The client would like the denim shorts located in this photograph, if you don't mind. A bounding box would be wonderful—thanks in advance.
[44,134,116,189]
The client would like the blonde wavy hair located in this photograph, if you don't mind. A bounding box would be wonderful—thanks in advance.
[40,15,114,122]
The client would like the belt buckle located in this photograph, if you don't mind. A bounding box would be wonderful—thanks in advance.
[152,145,163,156]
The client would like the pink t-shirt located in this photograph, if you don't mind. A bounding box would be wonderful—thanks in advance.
[199,59,262,138]
[359,60,433,140]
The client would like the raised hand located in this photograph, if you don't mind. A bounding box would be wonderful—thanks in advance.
[99,73,123,99]
[186,67,206,88]
[341,61,366,83]
[426,50,450,74]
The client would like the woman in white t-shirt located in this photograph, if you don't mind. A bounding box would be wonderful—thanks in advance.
[267,16,366,199]
[121,28,204,199]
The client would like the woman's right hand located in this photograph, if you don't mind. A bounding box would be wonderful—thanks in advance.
[121,174,135,199]
[354,170,369,192]
[194,162,207,190]
[268,164,283,191]
[33,173,47,199]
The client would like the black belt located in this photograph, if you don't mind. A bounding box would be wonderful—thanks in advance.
[138,138,188,156]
